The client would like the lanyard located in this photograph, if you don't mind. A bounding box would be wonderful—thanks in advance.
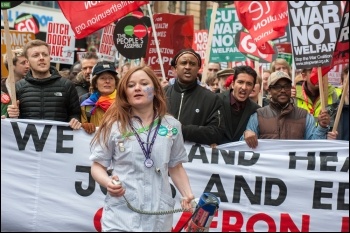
[130,116,161,168]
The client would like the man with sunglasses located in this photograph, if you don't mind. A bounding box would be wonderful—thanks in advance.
[241,71,331,149]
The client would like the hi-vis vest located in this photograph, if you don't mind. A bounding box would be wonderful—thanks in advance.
[295,84,341,125]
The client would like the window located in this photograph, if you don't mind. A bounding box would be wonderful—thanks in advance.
[180,2,187,14]
[24,1,59,9]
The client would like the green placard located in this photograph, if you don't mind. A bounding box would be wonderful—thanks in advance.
[206,8,246,62]
[277,53,293,66]
[1,1,23,10]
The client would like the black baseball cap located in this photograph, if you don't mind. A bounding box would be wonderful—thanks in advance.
[92,62,118,76]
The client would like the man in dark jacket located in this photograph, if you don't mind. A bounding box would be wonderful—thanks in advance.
[7,39,81,130]
[218,65,261,144]
[74,52,98,98]
[165,49,225,146]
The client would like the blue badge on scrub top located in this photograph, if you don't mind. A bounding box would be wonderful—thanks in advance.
[158,125,168,136]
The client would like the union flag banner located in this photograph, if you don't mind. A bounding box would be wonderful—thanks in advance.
[58,1,149,39]
[234,1,288,54]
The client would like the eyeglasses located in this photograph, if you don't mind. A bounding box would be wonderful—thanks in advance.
[269,84,292,91]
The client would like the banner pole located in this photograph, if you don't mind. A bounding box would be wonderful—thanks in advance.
[332,71,348,132]
[147,3,166,80]
[255,61,262,107]
[317,67,326,111]
[2,9,17,106]
[201,2,218,85]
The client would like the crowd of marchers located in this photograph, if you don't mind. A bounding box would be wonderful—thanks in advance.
[1,39,348,232]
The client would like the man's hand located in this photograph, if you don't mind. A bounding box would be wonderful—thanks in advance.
[82,122,96,134]
[7,100,20,118]
[69,118,81,130]
[327,131,338,140]
[244,130,258,149]
[317,110,331,128]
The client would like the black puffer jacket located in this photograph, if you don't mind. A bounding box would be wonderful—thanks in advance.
[16,66,81,122]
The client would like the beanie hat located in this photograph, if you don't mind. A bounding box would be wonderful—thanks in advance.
[170,48,201,68]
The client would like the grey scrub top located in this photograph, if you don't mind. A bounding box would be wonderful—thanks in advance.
[90,114,188,232]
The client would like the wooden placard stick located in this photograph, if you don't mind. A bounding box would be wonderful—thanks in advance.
[2,9,16,106]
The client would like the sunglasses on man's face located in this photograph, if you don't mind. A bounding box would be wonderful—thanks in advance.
[269,84,292,91]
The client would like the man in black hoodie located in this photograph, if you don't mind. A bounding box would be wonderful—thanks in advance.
[165,49,225,146]
[7,39,81,130]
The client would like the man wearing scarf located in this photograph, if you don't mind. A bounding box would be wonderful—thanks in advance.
[80,62,119,134]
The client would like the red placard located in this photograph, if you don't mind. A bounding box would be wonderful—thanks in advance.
[235,1,288,54]
[58,1,149,39]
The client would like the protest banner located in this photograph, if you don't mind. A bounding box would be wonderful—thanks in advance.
[1,29,35,77]
[309,1,349,85]
[145,13,194,79]
[1,119,348,232]
[288,1,343,111]
[1,1,25,104]
[58,1,149,39]
[192,29,208,73]
[287,1,342,70]
[207,8,245,63]
[46,21,75,65]
[235,28,279,63]
[114,15,148,60]
[234,1,289,54]
[14,13,40,34]
[231,58,255,69]
[327,64,346,87]
[99,23,117,62]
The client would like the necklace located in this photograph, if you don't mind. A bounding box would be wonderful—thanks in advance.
[129,115,161,168]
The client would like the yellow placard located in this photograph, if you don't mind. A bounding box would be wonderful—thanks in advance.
[1,29,35,77]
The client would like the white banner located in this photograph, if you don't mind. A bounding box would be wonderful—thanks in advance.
[1,119,349,232]
[46,21,75,65]
[99,24,117,63]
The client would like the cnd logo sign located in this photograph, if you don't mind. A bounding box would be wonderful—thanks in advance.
[14,13,39,34]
